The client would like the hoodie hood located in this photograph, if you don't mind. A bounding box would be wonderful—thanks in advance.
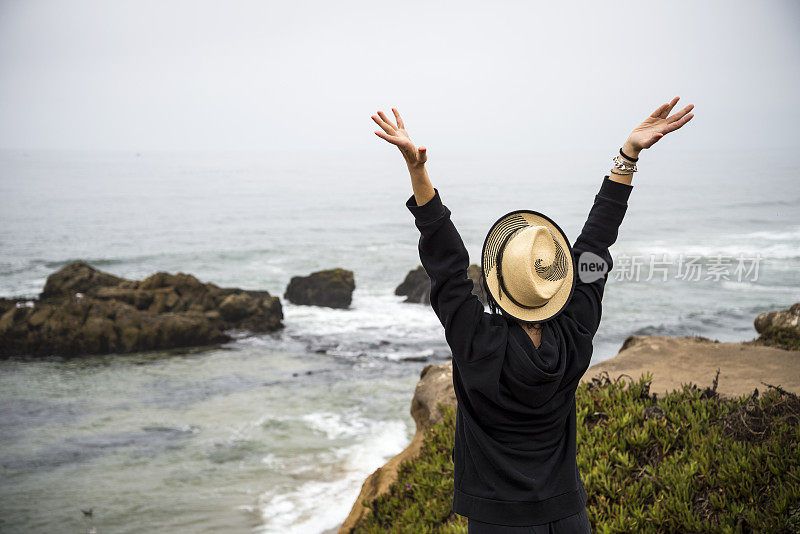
[503,319,567,407]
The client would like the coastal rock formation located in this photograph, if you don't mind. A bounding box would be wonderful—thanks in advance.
[0,298,27,317]
[0,262,283,358]
[40,261,126,299]
[754,302,800,334]
[584,335,800,398]
[394,265,430,303]
[339,362,456,533]
[395,264,488,306]
[467,264,489,305]
[284,268,355,309]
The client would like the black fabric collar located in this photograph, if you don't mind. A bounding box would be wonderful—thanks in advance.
[511,320,546,352]
[509,319,562,373]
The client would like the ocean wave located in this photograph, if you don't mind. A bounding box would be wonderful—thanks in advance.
[724,198,800,209]
[260,453,283,469]
[719,280,800,293]
[735,225,800,241]
[615,225,800,260]
[255,417,409,534]
[616,243,800,260]
[273,292,446,362]
[301,412,377,441]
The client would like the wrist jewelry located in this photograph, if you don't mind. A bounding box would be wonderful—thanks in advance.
[612,154,637,174]
[619,147,639,162]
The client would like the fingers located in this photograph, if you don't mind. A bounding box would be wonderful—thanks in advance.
[392,108,405,130]
[377,110,397,130]
[666,104,694,124]
[371,114,395,135]
[649,96,680,118]
[662,112,694,134]
[663,96,681,117]
[418,146,427,164]
[374,130,401,145]
[649,102,669,118]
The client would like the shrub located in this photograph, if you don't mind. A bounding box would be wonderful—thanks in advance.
[755,327,800,352]
[353,372,800,534]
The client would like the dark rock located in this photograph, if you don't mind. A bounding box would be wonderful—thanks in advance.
[395,264,488,306]
[0,262,283,358]
[467,264,489,305]
[40,261,125,300]
[284,268,355,309]
[219,293,257,322]
[395,266,430,304]
[0,298,29,317]
[755,303,800,335]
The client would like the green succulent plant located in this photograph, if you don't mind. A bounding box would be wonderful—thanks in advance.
[353,372,800,534]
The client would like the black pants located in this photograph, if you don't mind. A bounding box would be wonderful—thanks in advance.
[467,507,591,533]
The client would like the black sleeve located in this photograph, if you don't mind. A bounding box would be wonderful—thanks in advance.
[405,188,496,363]
[561,175,633,336]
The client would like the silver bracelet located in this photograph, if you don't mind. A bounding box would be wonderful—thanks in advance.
[612,155,637,173]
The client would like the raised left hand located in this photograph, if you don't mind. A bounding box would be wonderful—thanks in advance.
[627,96,695,152]
[371,108,428,169]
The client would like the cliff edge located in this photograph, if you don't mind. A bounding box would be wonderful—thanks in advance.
[339,315,800,532]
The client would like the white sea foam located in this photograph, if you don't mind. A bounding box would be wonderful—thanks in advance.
[276,290,445,361]
[719,280,800,294]
[283,291,438,336]
[260,453,283,469]
[617,243,799,260]
[301,412,370,440]
[614,224,800,260]
[736,226,800,241]
[255,417,409,534]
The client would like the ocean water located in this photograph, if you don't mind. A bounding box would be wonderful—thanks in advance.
[0,148,798,533]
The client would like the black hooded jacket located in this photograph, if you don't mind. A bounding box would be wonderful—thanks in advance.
[405,175,633,526]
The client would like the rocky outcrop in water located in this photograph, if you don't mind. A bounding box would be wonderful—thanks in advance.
[0,262,283,358]
[394,266,430,303]
[284,268,355,309]
[395,264,488,305]
[339,362,456,533]
[755,303,800,335]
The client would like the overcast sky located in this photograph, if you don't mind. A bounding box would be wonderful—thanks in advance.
[0,0,798,154]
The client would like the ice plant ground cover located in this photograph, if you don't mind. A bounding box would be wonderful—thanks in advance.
[353,371,800,533]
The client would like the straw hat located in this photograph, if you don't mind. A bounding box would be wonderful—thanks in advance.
[481,210,576,323]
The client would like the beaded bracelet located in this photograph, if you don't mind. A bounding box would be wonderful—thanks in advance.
[612,155,637,174]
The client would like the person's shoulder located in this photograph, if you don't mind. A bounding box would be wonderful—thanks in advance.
[477,311,513,341]
[460,310,511,363]
[552,308,595,343]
